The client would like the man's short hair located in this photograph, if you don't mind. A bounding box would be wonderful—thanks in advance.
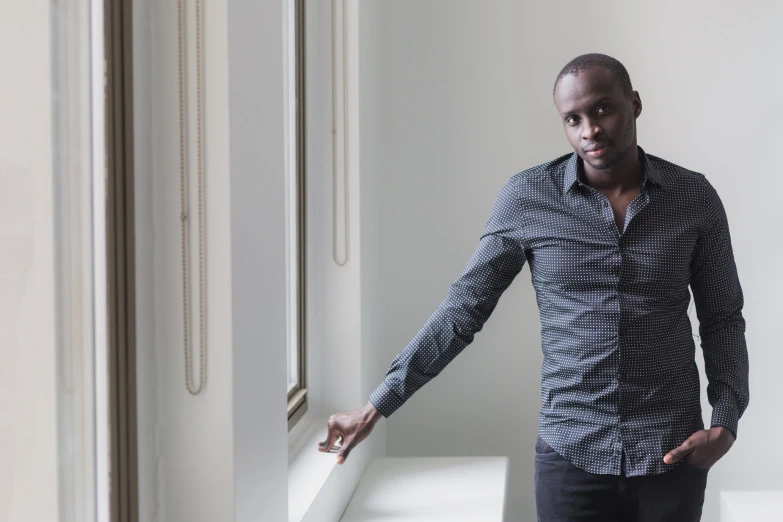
[553,53,633,98]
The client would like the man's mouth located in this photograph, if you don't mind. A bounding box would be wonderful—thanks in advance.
[586,144,609,157]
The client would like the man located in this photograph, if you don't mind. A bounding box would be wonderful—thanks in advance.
[318,53,749,522]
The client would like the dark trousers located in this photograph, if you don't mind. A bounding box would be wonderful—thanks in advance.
[534,435,709,522]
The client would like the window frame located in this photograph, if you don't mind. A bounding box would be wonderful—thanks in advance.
[104,0,138,519]
[287,0,308,432]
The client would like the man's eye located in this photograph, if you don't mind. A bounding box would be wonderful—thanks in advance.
[598,105,611,113]
[566,116,578,124]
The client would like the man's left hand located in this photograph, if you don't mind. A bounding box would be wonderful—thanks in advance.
[663,426,735,470]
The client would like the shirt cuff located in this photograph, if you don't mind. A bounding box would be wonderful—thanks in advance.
[710,403,740,440]
[369,379,404,418]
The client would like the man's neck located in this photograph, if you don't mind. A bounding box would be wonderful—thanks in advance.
[582,145,643,194]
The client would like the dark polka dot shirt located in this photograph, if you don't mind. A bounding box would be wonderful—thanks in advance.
[369,145,749,477]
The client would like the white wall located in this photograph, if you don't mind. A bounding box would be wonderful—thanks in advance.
[132,2,159,520]
[358,0,389,458]
[135,0,236,518]
[357,1,783,521]
[0,2,59,521]
[134,0,387,520]
[226,0,292,518]
[302,0,389,465]
[134,0,291,520]
[291,1,389,517]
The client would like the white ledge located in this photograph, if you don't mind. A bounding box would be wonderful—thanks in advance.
[288,416,341,522]
[339,456,509,521]
[720,491,783,522]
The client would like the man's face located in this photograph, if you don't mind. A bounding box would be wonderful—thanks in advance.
[553,67,641,171]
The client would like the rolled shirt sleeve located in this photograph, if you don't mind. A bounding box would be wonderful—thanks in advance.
[689,178,749,439]
[369,175,527,418]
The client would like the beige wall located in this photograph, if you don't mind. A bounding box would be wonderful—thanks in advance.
[0,1,58,521]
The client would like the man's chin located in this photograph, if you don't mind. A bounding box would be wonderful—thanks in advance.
[585,154,620,171]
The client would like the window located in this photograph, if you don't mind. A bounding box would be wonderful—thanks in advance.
[286,0,308,432]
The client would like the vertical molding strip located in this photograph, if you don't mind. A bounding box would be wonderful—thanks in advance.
[104,0,138,520]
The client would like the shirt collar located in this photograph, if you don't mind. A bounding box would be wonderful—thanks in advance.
[563,145,667,194]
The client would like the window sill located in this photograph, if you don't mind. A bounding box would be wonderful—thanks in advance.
[339,456,510,521]
[288,415,340,522]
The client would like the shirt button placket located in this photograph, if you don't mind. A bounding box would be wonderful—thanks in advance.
[601,199,612,234]
[617,236,625,449]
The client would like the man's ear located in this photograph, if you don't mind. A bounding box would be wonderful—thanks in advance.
[631,91,642,119]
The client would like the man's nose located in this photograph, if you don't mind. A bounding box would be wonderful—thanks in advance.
[581,121,602,141]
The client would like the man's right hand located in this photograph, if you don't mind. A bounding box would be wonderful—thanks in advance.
[317,401,383,465]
